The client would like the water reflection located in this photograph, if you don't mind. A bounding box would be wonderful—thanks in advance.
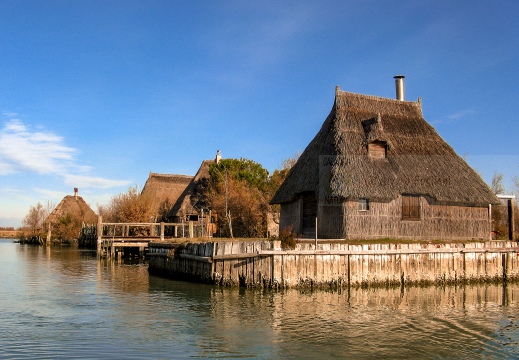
[205,285,519,359]
[1,239,518,359]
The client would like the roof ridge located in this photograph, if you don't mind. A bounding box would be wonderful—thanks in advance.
[336,88,421,105]
[148,172,194,178]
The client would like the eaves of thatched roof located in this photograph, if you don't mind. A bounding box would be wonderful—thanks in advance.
[271,88,499,207]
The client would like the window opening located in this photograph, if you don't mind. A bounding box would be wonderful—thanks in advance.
[358,199,369,211]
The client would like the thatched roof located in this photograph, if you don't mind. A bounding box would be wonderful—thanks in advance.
[141,172,193,206]
[271,87,499,207]
[169,160,213,217]
[45,191,97,225]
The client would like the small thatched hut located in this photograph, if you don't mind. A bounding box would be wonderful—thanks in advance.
[271,77,499,240]
[44,188,97,241]
[141,172,193,219]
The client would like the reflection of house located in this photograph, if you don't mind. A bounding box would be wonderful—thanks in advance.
[141,172,193,220]
[271,77,499,240]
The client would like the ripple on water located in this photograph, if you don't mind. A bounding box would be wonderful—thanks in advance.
[1,241,519,359]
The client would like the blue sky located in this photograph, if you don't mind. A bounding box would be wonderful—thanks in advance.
[1,0,518,227]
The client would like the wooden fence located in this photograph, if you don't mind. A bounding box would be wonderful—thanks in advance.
[79,216,209,257]
[148,240,519,288]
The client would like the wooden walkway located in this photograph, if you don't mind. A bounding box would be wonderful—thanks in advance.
[80,217,208,258]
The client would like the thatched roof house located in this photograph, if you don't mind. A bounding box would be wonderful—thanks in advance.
[45,188,97,226]
[272,77,499,240]
[141,172,193,217]
[169,159,214,222]
[44,188,97,242]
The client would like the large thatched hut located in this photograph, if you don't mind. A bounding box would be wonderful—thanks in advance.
[141,172,193,219]
[271,77,499,240]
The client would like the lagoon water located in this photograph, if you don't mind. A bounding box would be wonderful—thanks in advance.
[1,238,519,359]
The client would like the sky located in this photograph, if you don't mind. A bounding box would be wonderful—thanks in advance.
[1,0,518,227]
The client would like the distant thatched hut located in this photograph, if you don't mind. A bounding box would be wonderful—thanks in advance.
[44,188,97,242]
[271,78,499,240]
[141,172,193,220]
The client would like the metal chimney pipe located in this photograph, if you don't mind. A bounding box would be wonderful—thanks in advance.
[394,75,405,101]
[74,188,78,199]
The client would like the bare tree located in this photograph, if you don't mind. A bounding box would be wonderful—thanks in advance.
[97,185,155,223]
[22,202,46,236]
[44,200,56,219]
[491,172,506,195]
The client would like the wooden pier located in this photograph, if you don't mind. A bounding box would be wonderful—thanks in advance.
[80,216,209,258]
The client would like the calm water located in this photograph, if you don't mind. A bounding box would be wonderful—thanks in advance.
[1,238,519,359]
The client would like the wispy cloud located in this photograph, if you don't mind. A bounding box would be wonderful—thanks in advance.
[0,119,76,174]
[0,119,130,188]
[64,174,130,189]
[446,109,477,121]
[431,109,477,125]
[2,111,20,118]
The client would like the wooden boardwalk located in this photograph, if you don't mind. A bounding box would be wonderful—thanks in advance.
[80,217,208,258]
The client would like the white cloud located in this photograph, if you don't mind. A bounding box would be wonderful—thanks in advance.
[64,174,131,189]
[0,119,130,189]
[0,119,76,174]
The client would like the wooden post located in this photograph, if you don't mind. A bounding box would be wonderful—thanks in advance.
[160,222,165,241]
[97,215,103,256]
[211,241,217,280]
[46,223,51,246]
[315,217,318,249]
[201,209,204,238]
[489,204,492,241]
[209,210,212,238]
[189,221,194,238]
